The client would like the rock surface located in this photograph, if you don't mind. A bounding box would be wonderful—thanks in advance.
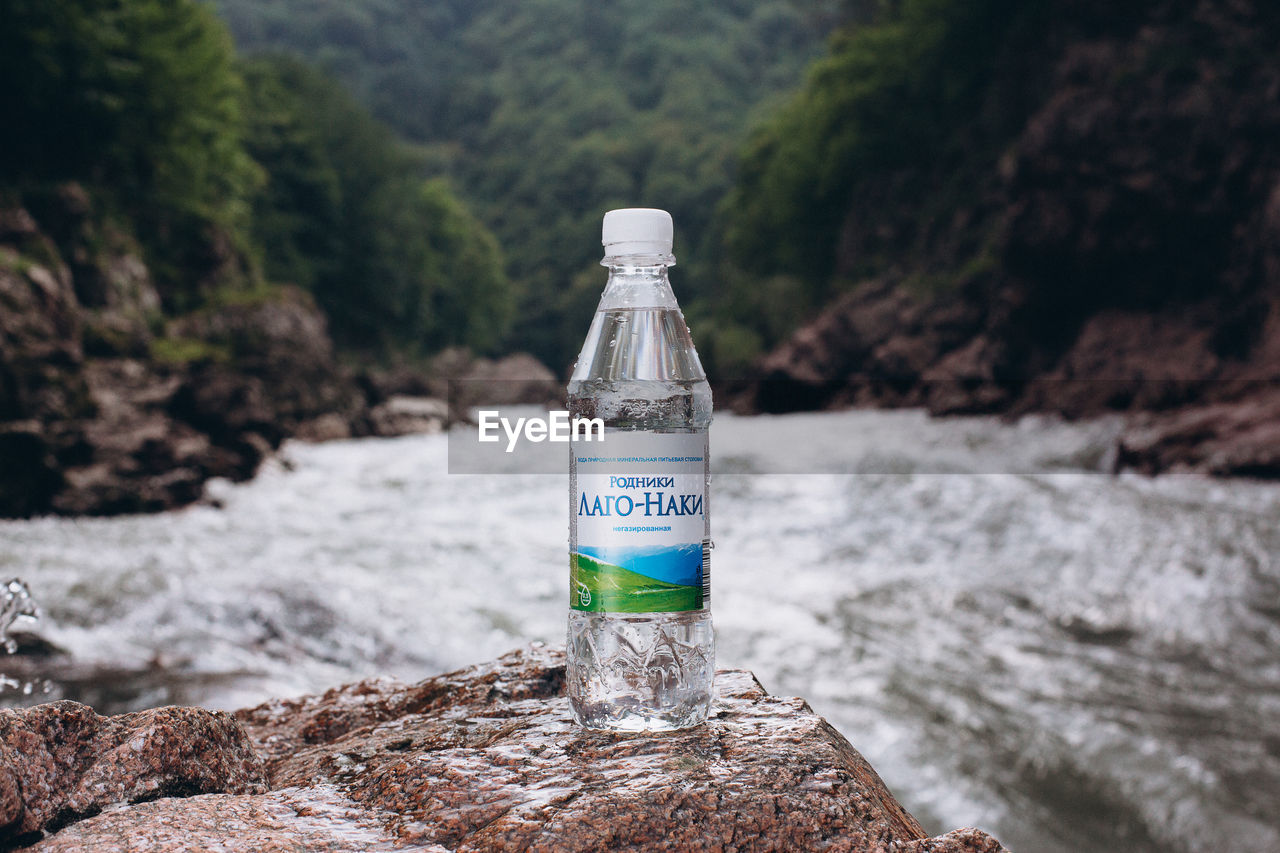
[16,647,1007,852]
[0,187,369,516]
[0,187,556,517]
[361,348,561,407]
[1114,385,1280,477]
[0,701,266,848]
[31,282,370,517]
[367,395,450,438]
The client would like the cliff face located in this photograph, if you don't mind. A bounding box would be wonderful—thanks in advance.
[0,185,370,517]
[737,0,1280,476]
[2,647,1007,852]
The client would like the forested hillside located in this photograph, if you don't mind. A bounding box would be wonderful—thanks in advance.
[2,0,508,355]
[239,55,511,352]
[724,0,1058,334]
[215,0,824,371]
[0,0,511,515]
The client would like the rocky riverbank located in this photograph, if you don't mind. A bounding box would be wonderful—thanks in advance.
[0,646,1005,852]
[731,277,1280,477]
[0,187,557,518]
[729,0,1280,478]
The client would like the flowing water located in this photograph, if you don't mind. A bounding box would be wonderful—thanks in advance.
[1,409,1277,852]
[1,578,39,653]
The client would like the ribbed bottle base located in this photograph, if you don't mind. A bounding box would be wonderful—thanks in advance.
[566,610,715,732]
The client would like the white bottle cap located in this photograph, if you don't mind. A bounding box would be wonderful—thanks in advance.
[602,208,673,257]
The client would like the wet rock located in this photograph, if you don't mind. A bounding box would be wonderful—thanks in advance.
[367,395,449,437]
[0,240,87,429]
[360,349,561,426]
[48,359,221,516]
[167,363,280,448]
[364,349,562,414]
[461,352,561,407]
[167,286,367,436]
[24,647,1007,852]
[358,354,452,402]
[737,278,993,416]
[24,183,161,322]
[1,633,66,659]
[0,701,266,847]
[294,412,354,443]
[0,247,380,515]
[0,425,64,519]
[1115,387,1280,477]
[22,786,428,853]
[2,188,563,515]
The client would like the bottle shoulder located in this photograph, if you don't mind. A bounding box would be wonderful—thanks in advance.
[568,377,709,426]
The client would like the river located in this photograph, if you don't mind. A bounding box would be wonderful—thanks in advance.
[2,409,1277,852]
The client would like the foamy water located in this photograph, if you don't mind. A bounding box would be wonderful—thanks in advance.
[2,409,1277,852]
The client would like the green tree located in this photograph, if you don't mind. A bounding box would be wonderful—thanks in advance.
[719,0,1053,343]
[240,56,513,354]
[1,0,260,298]
[238,58,343,294]
[215,0,822,370]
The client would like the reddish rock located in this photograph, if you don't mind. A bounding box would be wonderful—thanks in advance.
[362,349,561,411]
[463,352,560,404]
[167,285,368,437]
[735,0,1280,478]
[25,647,1007,852]
[357,348,560,432]
[20,787,423,853]
[0,218,86,429]
[366,395,448,437]
[293,412,355,442]
[1116,386,1280,477]
[0,701,266,847]
[0,196,381,518]
[449,351,563,419]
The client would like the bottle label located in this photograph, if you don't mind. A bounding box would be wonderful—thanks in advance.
[570,431,708,613]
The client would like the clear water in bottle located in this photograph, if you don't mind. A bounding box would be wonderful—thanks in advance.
[566,208,714,732]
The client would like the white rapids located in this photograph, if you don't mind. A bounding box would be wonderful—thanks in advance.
[2,408,1278,853]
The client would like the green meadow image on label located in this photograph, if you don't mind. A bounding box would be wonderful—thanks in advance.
[570,552,701,613]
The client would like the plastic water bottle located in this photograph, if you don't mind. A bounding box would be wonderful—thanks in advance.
[566,208,714,731]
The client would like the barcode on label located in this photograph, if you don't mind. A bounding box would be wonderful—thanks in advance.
[701,537,711,606]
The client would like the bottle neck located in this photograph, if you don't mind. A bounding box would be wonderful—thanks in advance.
[598,254,678,311]
[601,250,675,269]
